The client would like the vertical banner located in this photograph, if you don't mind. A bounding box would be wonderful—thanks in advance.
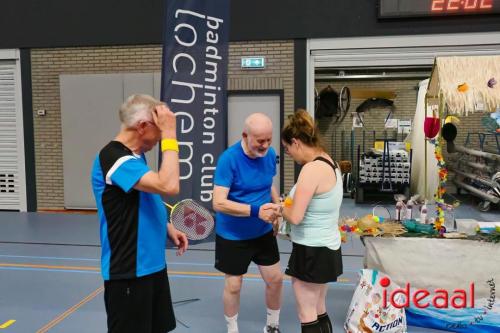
[161,0,229,208]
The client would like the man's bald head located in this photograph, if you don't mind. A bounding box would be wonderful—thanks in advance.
[241,113,273,158]
[243,113,273,136]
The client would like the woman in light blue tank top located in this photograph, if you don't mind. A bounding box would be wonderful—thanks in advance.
[278,109,343,333]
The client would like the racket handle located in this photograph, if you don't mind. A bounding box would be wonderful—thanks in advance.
[163,201,174,210]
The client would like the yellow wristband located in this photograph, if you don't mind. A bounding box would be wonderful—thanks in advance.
[161,139,179,153]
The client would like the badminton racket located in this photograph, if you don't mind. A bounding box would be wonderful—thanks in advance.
[163,199,214,240]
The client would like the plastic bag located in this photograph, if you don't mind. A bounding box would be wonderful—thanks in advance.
[276,218,291,240]
[345,269,407,333]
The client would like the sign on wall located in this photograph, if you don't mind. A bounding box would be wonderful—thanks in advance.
[241,56,265,69]
[161,0,230,208]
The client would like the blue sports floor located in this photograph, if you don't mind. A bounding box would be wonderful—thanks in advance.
[0,198,497,332]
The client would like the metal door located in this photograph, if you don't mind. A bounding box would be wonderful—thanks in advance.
[0,59,26,211]
[228,93,281,191]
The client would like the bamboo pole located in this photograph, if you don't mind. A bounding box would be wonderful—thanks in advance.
[463,160,494,173]
[449,167,499,188]
[455,146,500,162]
[453,180,500,203]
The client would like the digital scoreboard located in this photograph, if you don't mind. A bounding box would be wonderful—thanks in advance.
[379,0,500,18]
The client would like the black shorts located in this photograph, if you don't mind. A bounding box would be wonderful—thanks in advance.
[285,242,343,284]
[215,231,280,275]
[104,268,176,333]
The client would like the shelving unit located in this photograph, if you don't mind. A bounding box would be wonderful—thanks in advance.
[355,139,412,203]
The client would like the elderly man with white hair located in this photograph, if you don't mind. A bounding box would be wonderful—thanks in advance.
[213,113,284,333]
[91,94,188,333]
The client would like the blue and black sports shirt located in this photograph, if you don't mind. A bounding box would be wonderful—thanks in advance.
[91,141,167,281]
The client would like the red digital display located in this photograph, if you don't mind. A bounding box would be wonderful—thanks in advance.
[379,0,500,18]
[431,0,493,12]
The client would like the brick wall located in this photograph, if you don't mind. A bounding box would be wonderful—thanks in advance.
[31,41,294,209]
[315,79,423,162]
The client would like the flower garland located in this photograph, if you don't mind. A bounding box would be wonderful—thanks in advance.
[431,136,447,234]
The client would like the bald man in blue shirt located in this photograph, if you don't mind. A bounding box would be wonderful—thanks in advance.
[213,113,283,333]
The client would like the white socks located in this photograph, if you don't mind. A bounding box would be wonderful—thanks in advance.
[266,308,280,327]
[225,313,239,333]
[225,309,280,332]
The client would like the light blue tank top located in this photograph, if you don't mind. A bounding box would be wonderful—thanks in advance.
[288,159,343,250]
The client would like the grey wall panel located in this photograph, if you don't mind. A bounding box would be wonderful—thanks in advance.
[153,72,162,100]
[61,73,159,209]
[123,73,159,172]
[123,73,154,98]
[60,74,123,209]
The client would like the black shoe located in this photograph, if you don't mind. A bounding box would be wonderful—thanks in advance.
[264,325,281,333]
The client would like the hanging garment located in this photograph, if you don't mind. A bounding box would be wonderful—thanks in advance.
[406,79,439,201]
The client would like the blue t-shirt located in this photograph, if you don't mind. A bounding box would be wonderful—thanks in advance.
[91,141,168,281]
[214,141,276,240]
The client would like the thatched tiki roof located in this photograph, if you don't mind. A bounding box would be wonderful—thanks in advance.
[427,55,500,115]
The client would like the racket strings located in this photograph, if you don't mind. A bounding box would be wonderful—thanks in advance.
[170,200,214,240]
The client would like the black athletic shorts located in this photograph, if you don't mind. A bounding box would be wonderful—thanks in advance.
[104,268,176,333]
[285,242,343,284]
[215,231,280,275]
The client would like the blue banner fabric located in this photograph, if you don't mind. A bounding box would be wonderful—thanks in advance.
[161,0,230,208]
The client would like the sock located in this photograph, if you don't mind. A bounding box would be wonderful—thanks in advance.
[317,313,332,333]
[301,319,323,333]
[225,313,238,333]
[266,308,280,327]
